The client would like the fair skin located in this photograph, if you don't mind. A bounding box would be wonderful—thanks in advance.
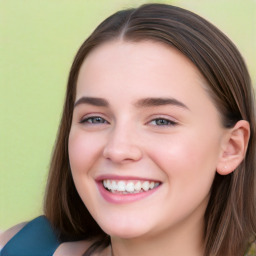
[0,40,249,255]
[68,40,249,256]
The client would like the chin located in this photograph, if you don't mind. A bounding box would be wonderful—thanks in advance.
[99,220,151,239]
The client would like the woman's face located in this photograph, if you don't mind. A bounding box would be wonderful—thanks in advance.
[69,40,228,239]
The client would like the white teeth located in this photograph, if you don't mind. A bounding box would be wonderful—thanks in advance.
[112,181,118,190]
[134,181,142,191]
[117,181,126,191]
[142,181,149,191]
[107,180,111,189]
[126,182,135,192]
[102,179,160,193]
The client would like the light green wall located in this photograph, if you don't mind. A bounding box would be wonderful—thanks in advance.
[1,0,255,230]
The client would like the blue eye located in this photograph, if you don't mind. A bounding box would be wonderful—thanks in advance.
[150,118,177,126]
[80,116,108,124]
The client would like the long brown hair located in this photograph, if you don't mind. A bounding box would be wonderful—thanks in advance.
[44,4,256,255]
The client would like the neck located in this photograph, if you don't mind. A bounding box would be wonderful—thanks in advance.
[110,215,205,256]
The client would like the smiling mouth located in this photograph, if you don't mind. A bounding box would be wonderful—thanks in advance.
[102,180,161,194]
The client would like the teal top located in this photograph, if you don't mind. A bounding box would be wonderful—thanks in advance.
[0,216,60,256]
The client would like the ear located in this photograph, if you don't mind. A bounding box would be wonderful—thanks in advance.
[217,120,250,175]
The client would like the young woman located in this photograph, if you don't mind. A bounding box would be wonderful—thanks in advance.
[1,3,255,256]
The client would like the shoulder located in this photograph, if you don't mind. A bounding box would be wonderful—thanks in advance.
[53,240,92,256]
[0,222,27,249]
[54,240,111,256]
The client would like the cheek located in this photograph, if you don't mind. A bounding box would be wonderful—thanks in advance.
[68,130,103,210]
[148,132,220,187]
[68,129,102,175]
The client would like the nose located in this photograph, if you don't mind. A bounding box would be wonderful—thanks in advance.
[103,125,143,164]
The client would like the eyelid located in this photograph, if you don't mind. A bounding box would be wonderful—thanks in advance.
[147,115,179,126]
[79,113,110,124]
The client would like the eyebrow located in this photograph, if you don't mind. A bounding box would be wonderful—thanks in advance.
[134,97,189,110]
[74,96,189,110]
[74,97,109,107]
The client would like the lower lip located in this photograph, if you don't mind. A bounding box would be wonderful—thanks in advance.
[97,182,161,204]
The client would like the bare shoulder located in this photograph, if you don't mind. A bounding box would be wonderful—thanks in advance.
[0,222,27,249]
[53,240,111,256]
[53,240,92,256]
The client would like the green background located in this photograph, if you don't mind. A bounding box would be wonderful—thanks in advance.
[1,0,255,230]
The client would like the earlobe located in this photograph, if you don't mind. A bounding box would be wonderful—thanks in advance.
[217,120,250,175]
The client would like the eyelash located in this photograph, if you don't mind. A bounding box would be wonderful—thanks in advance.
[79,116,109,124]
[149,118,178,126]
[79,115,177,128]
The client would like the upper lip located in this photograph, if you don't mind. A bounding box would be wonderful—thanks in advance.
[95,174,161,183]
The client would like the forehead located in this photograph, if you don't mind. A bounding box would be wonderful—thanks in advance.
[79,39,201,74]
[76,39,206,96]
